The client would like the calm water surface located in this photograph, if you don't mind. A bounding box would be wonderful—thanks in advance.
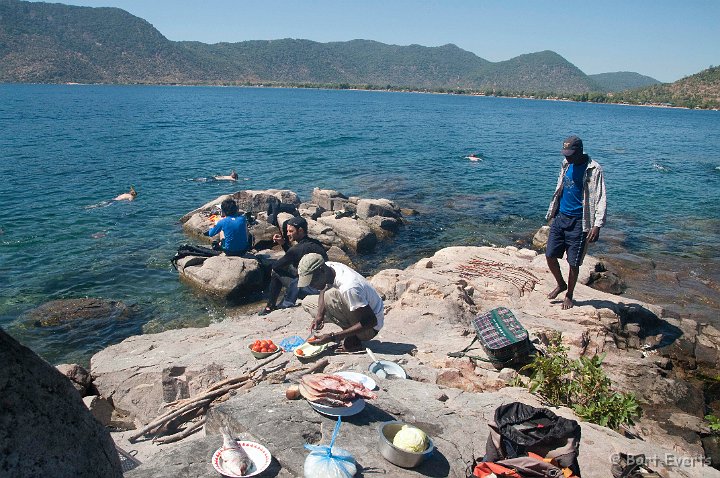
[1,85,718,365]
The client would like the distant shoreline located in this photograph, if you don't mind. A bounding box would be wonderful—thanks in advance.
[8,80,715,111]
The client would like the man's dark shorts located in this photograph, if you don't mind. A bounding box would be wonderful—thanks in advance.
[546,213,588,267]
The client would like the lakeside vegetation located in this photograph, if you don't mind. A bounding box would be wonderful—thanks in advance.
[172,70,720,110]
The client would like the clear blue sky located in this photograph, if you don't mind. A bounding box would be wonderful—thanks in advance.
[37,0,719,83]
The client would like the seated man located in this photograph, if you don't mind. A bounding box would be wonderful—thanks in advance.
[298,253,384,353]
[259,216,327,315]
[204,198,249,256]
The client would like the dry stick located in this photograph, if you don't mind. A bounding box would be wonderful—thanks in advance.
[287,358,329,382]
[129,398,213,443]
[130,353,286,443]
[162,380,260,442]
[458,264,537,295]
[165,352,285,408]
[152,416,207,445]
[164,376,251,409]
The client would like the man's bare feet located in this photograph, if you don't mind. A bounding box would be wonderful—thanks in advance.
[562,295,574,309]
[547,284,567,299]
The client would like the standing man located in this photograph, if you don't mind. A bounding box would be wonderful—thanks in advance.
[545,135,606,309]
[298,253,384,353]
[258,216,327,315]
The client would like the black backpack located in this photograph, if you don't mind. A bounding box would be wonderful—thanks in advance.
[170,244,219,269]
[484,402,582,477]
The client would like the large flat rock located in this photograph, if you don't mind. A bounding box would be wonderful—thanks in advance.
[96,245,720,477]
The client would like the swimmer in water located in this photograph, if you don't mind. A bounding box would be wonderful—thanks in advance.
[214,170,239,181]
[114,185,137,201]
[466,153,482,162]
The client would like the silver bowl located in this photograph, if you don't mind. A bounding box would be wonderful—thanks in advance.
[377,421,434,468]
[368,360,408,379]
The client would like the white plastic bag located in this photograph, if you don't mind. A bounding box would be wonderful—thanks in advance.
[303,417,357,478]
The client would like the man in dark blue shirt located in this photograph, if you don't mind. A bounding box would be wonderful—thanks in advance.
[204,198,249,255]
[545,135,607,309]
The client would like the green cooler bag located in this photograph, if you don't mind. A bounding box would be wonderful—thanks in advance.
[449,307,533,369]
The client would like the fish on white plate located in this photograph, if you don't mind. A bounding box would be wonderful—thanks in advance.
[220,427,253,476]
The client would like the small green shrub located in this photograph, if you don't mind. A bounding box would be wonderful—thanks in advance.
[706,414,720,433]
[519,332,641,430]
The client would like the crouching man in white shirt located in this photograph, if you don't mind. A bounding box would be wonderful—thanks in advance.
[298,253,384,353]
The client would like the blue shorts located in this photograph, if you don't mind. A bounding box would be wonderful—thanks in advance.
[546,213,588,267]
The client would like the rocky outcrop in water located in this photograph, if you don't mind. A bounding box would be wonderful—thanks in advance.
[175,254,266,301]
[95,246,720,477]
[0,327,123,478]
[20,298,133,327]
[176,188,405,300]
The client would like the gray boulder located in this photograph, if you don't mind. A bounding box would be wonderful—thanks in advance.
[305,217,344,249]
[355,198,401,220]
[326,245,354,266]
[532,225,550,249]
[82,395,114,427]
[588,270,627,294]
[365,215,401,238]
[249,220,280,248]
[317,215,377,252]
[231,189,300,214]
[179,195,229,224]
[298,202,325,220]
[56,363,93,396]
[181,213,214,240]
[177,255,264,301]
[311,187,348,211]
[0,328,123,478]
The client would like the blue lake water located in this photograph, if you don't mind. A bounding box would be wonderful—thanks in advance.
[1,85,719,365]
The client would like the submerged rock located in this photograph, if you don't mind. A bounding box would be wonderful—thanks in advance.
[21,298,133,327]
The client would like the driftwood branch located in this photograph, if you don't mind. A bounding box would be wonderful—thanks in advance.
[152,417,207,445]
[287,358,329,382]
[129,351,287,443]
[129,398,213,443]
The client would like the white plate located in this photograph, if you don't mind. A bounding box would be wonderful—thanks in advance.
[333,371,377,391]
[211,440,272,477]
[294,341,328,359]
[309,398,366,417]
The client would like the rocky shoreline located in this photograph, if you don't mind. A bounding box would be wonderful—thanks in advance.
[79,247,720,476]
[5,188,720,477]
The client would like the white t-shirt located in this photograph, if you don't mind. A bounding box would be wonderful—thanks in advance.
[327,262,384,331]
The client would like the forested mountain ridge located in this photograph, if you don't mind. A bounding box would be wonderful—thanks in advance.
[0,0,638,94]
[2,0,716,108]
[589,71,660,92]
[605,66,720,109]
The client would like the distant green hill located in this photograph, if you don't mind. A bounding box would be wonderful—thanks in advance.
[1,0,716,108]
[0,0,201,83]
[588,71,660,92]
[0,0,601,93]
[608,66,720,108]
